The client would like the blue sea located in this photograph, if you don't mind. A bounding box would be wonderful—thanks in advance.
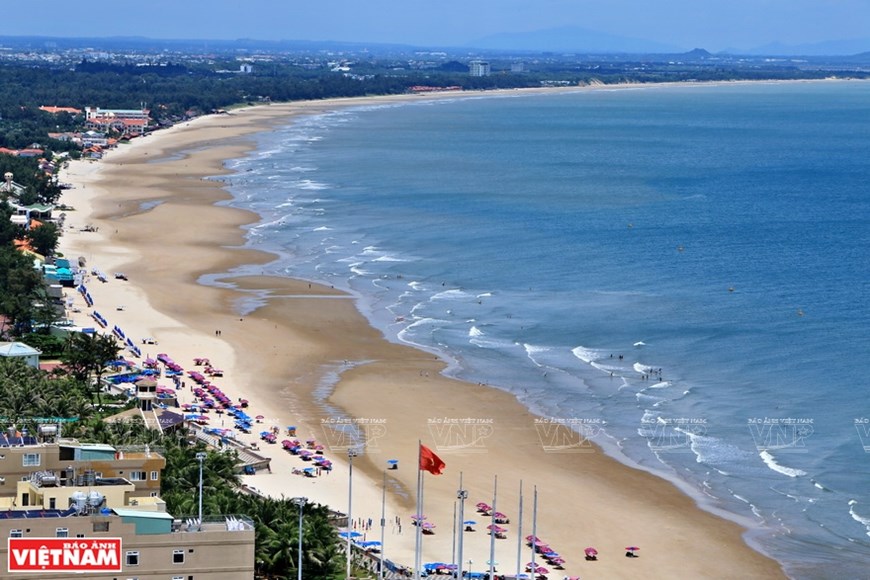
[216,82,870,578]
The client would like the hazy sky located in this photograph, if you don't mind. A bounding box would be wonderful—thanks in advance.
[7,0,870,52]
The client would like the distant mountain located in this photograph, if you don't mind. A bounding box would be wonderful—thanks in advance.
[741,37,870,56]
[467,26,684,54]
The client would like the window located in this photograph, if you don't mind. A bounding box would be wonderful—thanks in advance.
[173,577,184,580]
[173,549,184,564]
[9,529,22,538]
[150,491,158,497]
[93,521,109,532]
[125,551,139,566]
[22,453,40,467]
[150,470,159,481]
[129,471,146,481]
[55,528,68,538]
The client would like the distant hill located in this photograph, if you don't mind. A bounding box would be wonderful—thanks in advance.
[740,37,870,56]
[467,26,684,54]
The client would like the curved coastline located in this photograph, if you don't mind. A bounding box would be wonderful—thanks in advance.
[58,88,787,579]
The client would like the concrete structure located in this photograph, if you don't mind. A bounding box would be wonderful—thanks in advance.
[0,439,165,503]
[0,511,255,579]
[0,438,255,578]
[0,342,41,368]
[469,60,491,77]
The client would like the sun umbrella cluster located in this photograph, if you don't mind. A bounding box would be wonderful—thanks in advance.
[525,535,570,573]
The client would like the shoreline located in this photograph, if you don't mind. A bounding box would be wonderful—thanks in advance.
[57,86,787,578]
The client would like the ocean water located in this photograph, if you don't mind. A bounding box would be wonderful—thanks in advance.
[216,82,870,578]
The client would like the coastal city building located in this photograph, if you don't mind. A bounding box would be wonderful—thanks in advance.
[0,431,255,578]
[468,60,491,76]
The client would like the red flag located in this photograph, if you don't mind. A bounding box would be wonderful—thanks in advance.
[419,444,445,475]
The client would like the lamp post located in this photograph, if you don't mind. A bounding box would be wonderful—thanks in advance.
[346,448,358,579]
[291,497,307,580]
[456,475,468,580]
[195,452,206,530]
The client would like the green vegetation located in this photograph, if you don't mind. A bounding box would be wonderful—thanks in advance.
[0,357,347,579]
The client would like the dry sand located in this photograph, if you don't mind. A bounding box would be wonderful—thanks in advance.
[56,89,786,579]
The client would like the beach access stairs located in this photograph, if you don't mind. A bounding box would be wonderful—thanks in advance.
[141,408,163,432]
[190,425,271,472]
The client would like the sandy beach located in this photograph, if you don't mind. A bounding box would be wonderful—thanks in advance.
[56,88,786,579]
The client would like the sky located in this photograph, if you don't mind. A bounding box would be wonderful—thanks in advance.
[6,0,870,53]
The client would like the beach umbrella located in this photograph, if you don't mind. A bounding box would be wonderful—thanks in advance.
[584,547,598,559]
[463,520,477,525]
[411,514,426,521]
[338,531,363,539]
[255,415,265,421]
[625,546,639,552]
[534,566,549,574]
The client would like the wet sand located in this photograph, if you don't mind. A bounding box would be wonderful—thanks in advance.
[58,89,786,579]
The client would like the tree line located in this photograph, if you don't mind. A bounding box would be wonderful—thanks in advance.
[0,354,348,579]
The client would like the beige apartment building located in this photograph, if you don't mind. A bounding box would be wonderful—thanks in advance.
[0,433,255,578]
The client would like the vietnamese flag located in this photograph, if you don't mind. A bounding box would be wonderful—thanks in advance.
[419,444,446,475]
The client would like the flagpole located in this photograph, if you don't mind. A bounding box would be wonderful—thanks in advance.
[456,471,467,580]
[451,500,457,573]
[414,441,423,580]
[530,485,537,580]
[488,474,497,578]
[346,447,357,580]
[515,479,523,579]
[379,470,386,580]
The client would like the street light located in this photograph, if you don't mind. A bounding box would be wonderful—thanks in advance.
[346,448,358,579]
[456,479,468,580]
[291,496,307,580]
[195,452,206,531]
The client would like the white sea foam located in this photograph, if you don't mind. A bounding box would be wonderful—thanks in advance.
[571,345,602,364]
[848,500,870,537]
[470,337,515,349]
[469,326,484,337]
[759,450,806,477]
[431,289,471,301]
[523,344,550,367]
[408,281,424,291]
[313,226,331,231]
[373,255,407,262]
[634,341,646,347]
[348,263,372,276]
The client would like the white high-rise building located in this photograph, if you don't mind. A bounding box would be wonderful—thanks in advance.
[469,60,491,77]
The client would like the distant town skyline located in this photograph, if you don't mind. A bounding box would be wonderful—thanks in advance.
[6,0,870,54]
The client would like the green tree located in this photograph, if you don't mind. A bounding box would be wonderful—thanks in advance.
[26,221,60,256]
[61,332,121,408]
